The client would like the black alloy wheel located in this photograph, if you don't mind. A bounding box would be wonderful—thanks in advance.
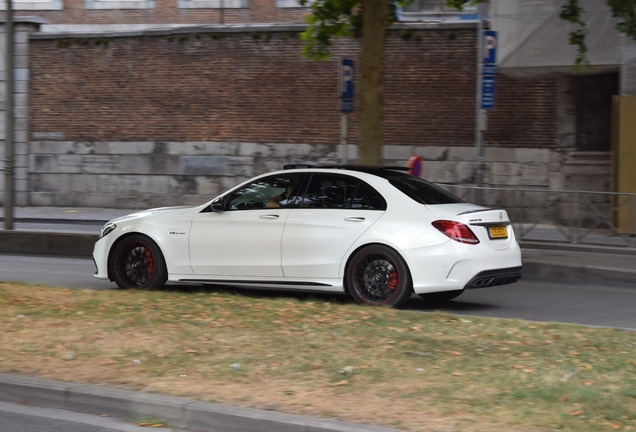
[347,245,413,308]
[111,234,167,289]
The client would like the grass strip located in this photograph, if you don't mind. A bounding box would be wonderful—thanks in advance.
[0,282,635,431]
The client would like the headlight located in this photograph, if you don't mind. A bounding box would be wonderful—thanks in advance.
[100,223,117,238]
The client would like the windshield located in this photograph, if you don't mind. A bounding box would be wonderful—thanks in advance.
[387,175,464,205]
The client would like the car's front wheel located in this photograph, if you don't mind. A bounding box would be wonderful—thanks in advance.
[111,234,167,289]
[347,245,413,308]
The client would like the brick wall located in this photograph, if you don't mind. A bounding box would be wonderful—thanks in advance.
[29,27,558,148]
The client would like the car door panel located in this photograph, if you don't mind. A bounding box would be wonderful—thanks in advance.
[282,209,383,278]
[189,210,290,277]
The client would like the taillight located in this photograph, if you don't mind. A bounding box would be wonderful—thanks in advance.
[432,220,480,245]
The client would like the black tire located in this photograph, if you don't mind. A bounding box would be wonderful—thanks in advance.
[111,234,168,289]
[346,245,413,308]
[418,290,464,302]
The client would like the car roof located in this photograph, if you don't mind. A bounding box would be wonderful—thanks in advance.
[282,164,411,179]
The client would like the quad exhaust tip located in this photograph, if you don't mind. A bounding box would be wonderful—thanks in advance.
[465,267,522,289]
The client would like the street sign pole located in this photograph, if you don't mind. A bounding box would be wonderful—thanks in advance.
[474,1,485,204]
[340,112,348,164]
[4,0,14,230]
[475,3,497,205]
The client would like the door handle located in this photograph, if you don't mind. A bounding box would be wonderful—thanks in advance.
[260,214,280,219]
[344,217,365,222]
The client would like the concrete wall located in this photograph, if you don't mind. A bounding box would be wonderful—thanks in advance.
[26,140,611,210]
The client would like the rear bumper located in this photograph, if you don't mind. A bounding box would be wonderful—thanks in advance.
[403,239,522,295]
[464,266,522,289]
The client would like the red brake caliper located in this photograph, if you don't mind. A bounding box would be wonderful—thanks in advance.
[387,272,398,290]
[144,249,155,275]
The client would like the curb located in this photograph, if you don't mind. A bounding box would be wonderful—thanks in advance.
[0,231,97,257]
[522,260,636,287]
[518,240,636,255]
[0,217,106,226]
[0,374,397,432]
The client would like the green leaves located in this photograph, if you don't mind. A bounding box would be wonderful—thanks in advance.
[608,0,636,40]
[560,0,636,69]
[299,0,363,60]
[560,0,589,67]
[445,0,481,11]
[299,0,481,60]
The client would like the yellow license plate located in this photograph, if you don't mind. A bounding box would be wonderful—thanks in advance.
[488,226,508,239]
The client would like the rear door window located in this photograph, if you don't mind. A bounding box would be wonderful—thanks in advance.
[296,174,386,210]
[388,175,463,205]
[351,181,387,210]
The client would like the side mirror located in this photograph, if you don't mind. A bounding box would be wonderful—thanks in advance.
[210,198,224,212]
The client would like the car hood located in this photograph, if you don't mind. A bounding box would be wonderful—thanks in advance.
[107,205,199,224]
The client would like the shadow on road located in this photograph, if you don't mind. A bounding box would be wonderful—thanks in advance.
[159,282,499,313]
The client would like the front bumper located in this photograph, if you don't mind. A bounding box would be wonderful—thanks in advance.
[93,235,111,280]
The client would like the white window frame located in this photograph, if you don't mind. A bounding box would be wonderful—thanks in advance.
[85,0,155,10]
[276,0,305,8]
[178,0,248,9]
[1,0,63,10]
[402,0,477,14]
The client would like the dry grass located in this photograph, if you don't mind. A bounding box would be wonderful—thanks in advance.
[1,282,635,431]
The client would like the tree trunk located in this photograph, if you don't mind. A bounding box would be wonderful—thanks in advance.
[357,0,389,166]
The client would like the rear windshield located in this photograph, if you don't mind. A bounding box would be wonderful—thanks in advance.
[387,175,464,205]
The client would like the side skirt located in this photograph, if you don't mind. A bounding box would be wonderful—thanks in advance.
[179,279,332,287]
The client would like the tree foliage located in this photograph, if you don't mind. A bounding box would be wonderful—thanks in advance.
[299,0,403,60]
[561,0,636,66]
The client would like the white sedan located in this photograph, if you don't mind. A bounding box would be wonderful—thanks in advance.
[93,166,522,308]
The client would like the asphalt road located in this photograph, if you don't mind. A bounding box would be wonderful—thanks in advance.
[1,254,635,330]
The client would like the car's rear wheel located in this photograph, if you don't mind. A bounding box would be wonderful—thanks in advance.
[347,245,413,308]
[418,290,464,302]
[111,234,167,289]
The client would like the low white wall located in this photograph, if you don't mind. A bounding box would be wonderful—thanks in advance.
[14,141,611,210]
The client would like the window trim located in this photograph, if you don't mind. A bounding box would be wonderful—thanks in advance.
[178,0,248,9]
[2,0,63,10]
[276,0,304,8]
[84,0,154,9]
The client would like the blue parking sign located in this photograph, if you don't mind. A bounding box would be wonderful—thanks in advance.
[340,59,354,113]
[483,30,497,65]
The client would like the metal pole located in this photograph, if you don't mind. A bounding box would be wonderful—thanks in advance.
[474,1,485,204]
[340,113,348,164]
[4,0,14,230]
